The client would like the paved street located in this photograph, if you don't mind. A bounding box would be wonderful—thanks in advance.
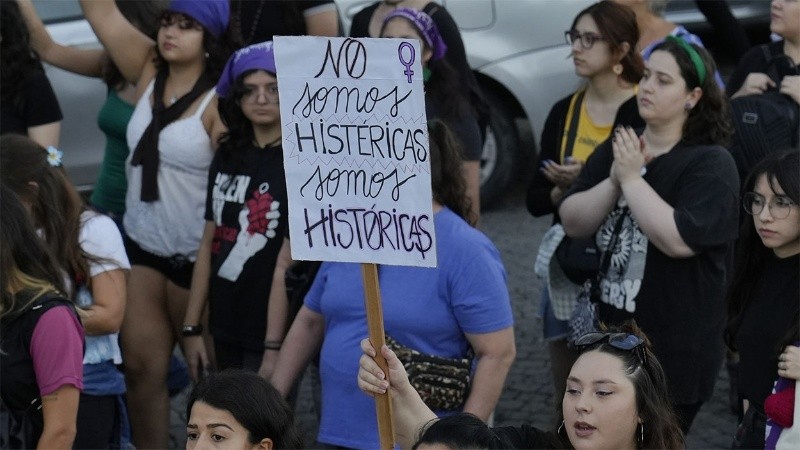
[170,187,740,449]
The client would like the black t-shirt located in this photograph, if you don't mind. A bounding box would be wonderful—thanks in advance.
[735,252,800,414]
[234,0,336,45]
[526,94,644,220]
[565,140,740,404]
[204,142,289,351]
[726,41,798,98]
[491,424,562,449]
[0,68,63,136]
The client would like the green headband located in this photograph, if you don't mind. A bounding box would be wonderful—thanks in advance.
[665,35,706,87]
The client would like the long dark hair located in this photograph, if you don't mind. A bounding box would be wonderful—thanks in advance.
[216,68,262,170]
[186,370,304,449]
[571,1,644,84]
[0,185,66,321]
[0,135,94,294]
[650,39,733,146]
[556,321,685,449]
[725,149,800,351]
[429,120,475,226]
[0,0,43,108]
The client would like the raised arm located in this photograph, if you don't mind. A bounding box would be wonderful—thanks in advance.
[79,0,156,85]
[559,178,620,238]
[19,0,105,78]
[357,338,437,450]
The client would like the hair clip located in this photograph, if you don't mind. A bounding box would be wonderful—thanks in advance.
[46,146,63,167]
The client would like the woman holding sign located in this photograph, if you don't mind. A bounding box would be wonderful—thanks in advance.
[183,41,292,381]
[270,122,515,449]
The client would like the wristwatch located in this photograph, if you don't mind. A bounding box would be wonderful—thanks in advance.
[182,324,204,336]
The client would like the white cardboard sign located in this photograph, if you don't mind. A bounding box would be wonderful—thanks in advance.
[274,36,436,267]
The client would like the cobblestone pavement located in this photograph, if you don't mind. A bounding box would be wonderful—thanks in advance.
[170,188,740,449]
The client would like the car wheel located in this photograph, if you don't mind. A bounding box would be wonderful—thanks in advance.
[480,91,520,209]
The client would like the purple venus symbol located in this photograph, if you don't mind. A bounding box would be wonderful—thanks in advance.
[398,41,415,83]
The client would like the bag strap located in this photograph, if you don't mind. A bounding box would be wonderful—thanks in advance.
[597,206,629,275]
[563,91,585,161]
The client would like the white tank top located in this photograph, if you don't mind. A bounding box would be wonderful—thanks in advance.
[124,80,216,260]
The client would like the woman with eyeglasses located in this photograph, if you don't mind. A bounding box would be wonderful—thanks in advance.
[527,0,644,404]
[724,149,799,448]
[183,41,292,382]
[77,0,235,447]
[558,37,738,433]
[358,321,684,449]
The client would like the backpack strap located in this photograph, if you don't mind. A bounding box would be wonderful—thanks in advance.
[762,43,799,84]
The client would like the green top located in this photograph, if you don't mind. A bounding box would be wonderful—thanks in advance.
[90,89,135,216]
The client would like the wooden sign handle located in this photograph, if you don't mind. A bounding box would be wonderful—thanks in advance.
[361,263,395,450]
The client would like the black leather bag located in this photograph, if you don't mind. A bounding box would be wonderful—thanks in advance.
[555,237,600,284]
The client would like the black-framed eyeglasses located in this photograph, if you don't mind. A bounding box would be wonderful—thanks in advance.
[574,332,647,366]
[565,30,606,50]
[160,11,203,31]
[241,84,280,104]
[743,192,797,220]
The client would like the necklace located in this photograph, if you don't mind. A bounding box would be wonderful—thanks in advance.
[168,95,178,105]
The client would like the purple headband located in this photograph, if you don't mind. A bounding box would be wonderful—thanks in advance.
[216,41,277,98]
[383,7,447,61]
[168,0,229,39]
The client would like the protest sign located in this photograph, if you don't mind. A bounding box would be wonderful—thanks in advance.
[274,36,436,268]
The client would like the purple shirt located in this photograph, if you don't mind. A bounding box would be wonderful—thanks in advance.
[30,306,84,396]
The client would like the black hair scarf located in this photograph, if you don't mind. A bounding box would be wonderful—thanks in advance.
[130,69,215,201]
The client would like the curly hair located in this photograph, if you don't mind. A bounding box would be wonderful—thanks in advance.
[429,120,476,226]
[0,185,67,321]
[651,39,733,147]
[571,1,644,84]
[556,320,685,449]
[187,369,304,449]
[0,0,43,107]
[725,149,800,353]
[0,135,95,297]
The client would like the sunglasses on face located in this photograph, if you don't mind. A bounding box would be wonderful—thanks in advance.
[743,192,797,219]
[565,29,606,50]
[160,12,203,31]
[574,332,647,366]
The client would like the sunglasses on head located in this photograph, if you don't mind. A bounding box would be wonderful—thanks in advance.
[574,332,647,366]
[160,11,203,31]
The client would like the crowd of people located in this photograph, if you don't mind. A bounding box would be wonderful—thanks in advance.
[1,0,798,449]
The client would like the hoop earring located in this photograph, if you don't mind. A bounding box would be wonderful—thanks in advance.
[613,63,623,75]
[637,422,644,446]
[558,420,566,438]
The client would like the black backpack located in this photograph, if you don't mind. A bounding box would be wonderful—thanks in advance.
[728,45,800,184]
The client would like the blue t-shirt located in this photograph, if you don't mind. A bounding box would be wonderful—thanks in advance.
[305,207,514,449]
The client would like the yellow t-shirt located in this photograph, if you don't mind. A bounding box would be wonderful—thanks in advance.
[559,91,612,164]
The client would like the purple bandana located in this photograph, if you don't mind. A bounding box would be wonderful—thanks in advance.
[168,0,229,39]
[383,7,447,61]
[216,41,277,98]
